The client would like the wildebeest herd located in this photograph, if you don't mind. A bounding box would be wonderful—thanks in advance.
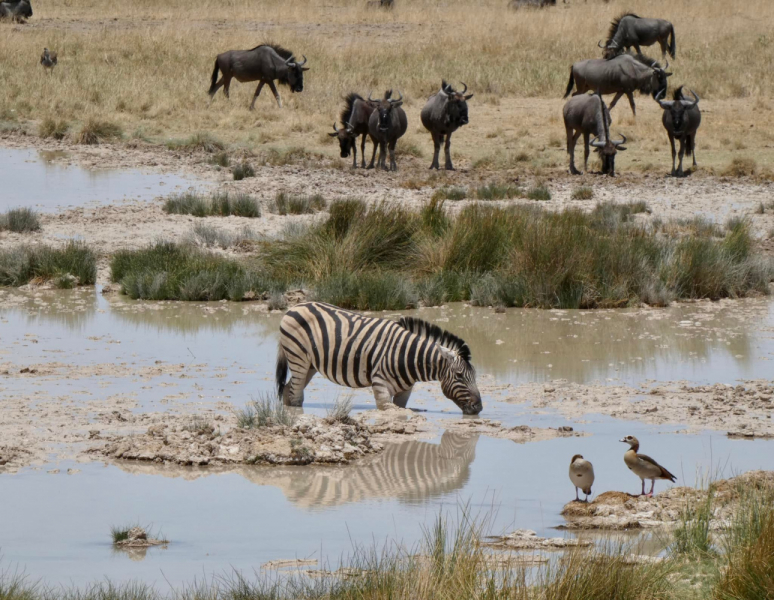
[6,2,702,178]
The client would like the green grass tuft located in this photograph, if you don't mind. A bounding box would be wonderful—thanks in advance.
[236,393,296,428]
[166,132,224,153]
[432,186,468,201]
[272,192,327,215]
[163,192,260,218]
[0,242,96,287]
[38,118,69,140]
[571,186,594,200]
[232,161,255,180]
[0,208,41,233]
[526,184,551,201]
[76,119,123,145]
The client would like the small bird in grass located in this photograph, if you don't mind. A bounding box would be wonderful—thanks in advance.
[569,454,594,502]
[40,48,57,72]
[620,435,676,497]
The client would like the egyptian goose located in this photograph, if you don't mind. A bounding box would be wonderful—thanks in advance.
[40,48,57,72]
[569,454,594,502]
[620,435,676,496]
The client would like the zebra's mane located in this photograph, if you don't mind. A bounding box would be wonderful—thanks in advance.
[250,43,295,61]
[607,12,640,44]
[398,317,472,362]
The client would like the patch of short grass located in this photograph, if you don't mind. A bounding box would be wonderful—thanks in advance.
[571,186,594,200]
[38,118,69,140]
[166,132,224,153]
[0,241,96,287]
[272,192,327,215]
[0,208,41,233]
[432,186,468,201]
[526,184,551,201]
[475,182,523,200]
[236,393,296,428]
[163,192,260,218]
[75,119,123,145]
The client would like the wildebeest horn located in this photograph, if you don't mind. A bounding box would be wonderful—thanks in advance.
[460,82,468,94]
[590,137,605,148]
[297,55,307,67]
[368,91,374,102]
[333,122,339,132]
[390,91,403,103]
[597,40,605,49]
[654,88,672,109]
[614,134,627,146]
[681,89,700,107]
[345,121,355,132]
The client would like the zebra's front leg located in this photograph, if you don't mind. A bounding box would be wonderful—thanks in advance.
[393,386,414,409]
[372,378,399,411]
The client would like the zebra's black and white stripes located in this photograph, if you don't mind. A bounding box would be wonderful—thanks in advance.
[276,302,482,414]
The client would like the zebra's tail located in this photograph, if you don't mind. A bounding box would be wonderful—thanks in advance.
[276,344,288,400]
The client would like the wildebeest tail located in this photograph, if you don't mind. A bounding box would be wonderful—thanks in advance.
[276,344,288,400]
[685,134,693,157]
[668,25,676,59]
[208,59,220,96]
[563,68,575,99]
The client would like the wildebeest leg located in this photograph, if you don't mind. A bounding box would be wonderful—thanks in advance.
[267,80,282,108]
[393,386,413,409]
[634,43,642,55]
[677,138,686,177]
[659,38,667,61]
[625,92,636,117]
[223,76,232,99]
[691,135,697,168]
[668,133,677,176]
[209,78,225,103]
[444,132,454,170]
[389,140,397,171]
[367,135,378,169]
[380,141,389,171]
[352,137,358,169]
[430,133,442,169]
[608,92,624,111]
[583,132,590,174]
[360,135,368,168]
[567,127,581,175]
[249,81,265,110]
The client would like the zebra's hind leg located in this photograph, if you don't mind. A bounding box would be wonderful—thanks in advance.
[393,387,414,409]
[372,379,398,411]
[283,364,316,407]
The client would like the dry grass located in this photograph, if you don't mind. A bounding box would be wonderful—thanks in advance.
[0,0,773,175]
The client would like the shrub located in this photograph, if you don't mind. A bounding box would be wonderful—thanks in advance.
[0,242,96,287]
[38,118,69,140]
[571,186,594,200]
[0,208,41,233]
[75,119,123,144]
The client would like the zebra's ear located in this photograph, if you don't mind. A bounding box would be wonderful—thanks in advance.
[438,345,458,363]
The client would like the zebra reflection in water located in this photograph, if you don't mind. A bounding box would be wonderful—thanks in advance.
[241,432,479,508]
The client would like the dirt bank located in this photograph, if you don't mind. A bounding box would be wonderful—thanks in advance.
[559,470,774,530]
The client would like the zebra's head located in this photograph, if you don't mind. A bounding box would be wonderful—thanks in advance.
[437,345,482,415]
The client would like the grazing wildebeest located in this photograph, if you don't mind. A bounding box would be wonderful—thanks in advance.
[600,13,675,61]
[40,48,57,72]
[208,44,308,110]
[0,0,32,21]
[366,0,393,8]
[655,86,701,177]
[563,93,627,176]
[368,91,408,171]
[421,81,473,170]
[508,0,556,8]
[329,93,378,169]
[564,53,671,117]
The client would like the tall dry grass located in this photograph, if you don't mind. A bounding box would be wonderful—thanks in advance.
[1,0,772,172]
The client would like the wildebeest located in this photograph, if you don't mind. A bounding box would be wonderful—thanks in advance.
[655,86,701,177]
[368,91,408,171]
[563,92,627,176]
[564,53,671,116]
[601,13,676,60]
[329,93,378,168]
[508,0,556,8]
[366,0,393,8]
[208,44,308,110]
[420,81,473,170]
[40,48,57,72]
[0,0,32,21]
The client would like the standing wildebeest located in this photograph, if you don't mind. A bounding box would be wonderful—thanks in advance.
[368,91,408,171]
[601,13,675,61]
[421,81,473,170]
[208,44,308,110]
[0,0,32,21]
[564,53,671,117]
[655,86,701,177]
[329,93,378,169]
[563,93,627,176]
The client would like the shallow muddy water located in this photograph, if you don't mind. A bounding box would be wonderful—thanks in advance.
[1,289,774,585]
[0,149,204,213]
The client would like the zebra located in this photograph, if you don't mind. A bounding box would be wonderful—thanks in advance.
[276,302,483,415]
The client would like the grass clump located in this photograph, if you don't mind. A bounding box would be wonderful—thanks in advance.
[0,242,96,287]
[209,152,230,168]
[672,489,715,556]
[236,393,296,428]
[38,118,69,140]
[75,119,123,145]
[475,181,523,200]
[232,161,255,180]
[163,192,260,218]
[325,395,354,424]
[571,186,594,200]
[432,186,468,201]
[110,526,131,544]
[0,208,41,233]
[272,192,327,215]
[166,132,224,153]
[722,156,757,177]
[526,183,551,201]
[187,223,258,249]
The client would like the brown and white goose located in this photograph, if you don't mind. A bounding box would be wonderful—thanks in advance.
[569,454,595,502]
[620,435,676,497]
[40,48,57,72]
